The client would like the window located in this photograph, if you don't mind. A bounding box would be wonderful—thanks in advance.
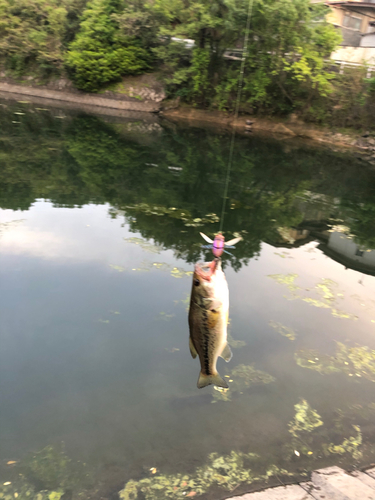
[355,248,364,257]
[343,14,362,30]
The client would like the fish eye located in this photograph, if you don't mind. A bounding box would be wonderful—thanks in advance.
[194,278,200,286]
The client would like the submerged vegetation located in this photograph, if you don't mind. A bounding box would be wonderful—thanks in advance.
[0,446,90,500]
[119,451,293,500]
[0,0,374,127]
[212,364,275,403]
[296,343,375,382]
[268,275,359,321]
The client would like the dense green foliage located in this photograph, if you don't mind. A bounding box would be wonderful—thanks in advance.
[0,0,85,77]
[0,0,352,115]
[65,0,150,91]
[1,103,375,269]
[0,0,374,125]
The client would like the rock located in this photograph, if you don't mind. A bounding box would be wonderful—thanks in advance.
[246,120,254,125]
[367,138,375,146]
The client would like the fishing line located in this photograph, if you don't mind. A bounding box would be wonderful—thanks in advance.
[219,0,254,233]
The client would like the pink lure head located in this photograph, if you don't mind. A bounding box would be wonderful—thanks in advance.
[212,233,225,257]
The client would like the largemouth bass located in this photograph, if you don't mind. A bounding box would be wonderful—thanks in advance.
[188,258,232,389]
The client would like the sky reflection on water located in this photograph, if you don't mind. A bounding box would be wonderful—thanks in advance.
[1,102,375,499]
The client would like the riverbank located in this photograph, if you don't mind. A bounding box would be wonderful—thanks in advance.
[1,79,375,164]
[161,107,375,164]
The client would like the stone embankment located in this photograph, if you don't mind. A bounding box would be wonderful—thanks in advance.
[229,466,375,500]
[0,82,160,112]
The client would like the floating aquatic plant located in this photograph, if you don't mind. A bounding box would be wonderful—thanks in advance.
[295,342,375,382]
[269,274,358,321]
[285,399,324,458]
[288,399,323,437]
[109,264,126,272]
[212,364,275,402]
[227,319,246,348]
[227,331,246,348]
[124,237,163,254]
[119,451,292,500]
[295,349,341,375]
[158,312,175,321]
[122,203,219,228]
[322,425,362,460]
[269,321,296,341]
[268,273,300,291]
[129,260,193,278]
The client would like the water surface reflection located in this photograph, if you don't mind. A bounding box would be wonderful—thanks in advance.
[1,102,375,499]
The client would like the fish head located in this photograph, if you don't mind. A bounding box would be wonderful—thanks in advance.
[191,259,223,311]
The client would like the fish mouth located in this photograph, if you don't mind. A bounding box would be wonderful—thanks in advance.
[195,258,220,281]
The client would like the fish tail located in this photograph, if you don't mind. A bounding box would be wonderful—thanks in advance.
[197,371,228,389]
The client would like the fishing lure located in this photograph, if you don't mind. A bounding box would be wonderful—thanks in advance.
[200,232,242,258]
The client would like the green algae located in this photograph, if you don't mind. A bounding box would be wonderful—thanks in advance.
[227,319,246,348]
[227,331,246,348]
[109,264,126,272]
[295,349,341,375]
[0,482,64,500]
[130,260,193,278]
[268,273,300,291]
[123,203,219,228]
[322,425,363,460]
[212,364,275,403]
[158,312,175,321]
[295,342,375,382]
[119,451,293,500]
[0,446,90,500]
[124,237,163,254]
[269,321,296,341]
[269,274,358,321]
[289,399,323,438]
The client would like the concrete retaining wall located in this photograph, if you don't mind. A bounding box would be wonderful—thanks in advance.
[0,82,160,112]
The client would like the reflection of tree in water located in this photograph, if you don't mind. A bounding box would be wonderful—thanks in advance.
[2,104,375,270]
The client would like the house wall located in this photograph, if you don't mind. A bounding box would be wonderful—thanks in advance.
[331,45,375,63]
[361,32,375,46]
[327,4,375,42]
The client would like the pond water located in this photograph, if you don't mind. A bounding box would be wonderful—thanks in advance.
[1,101,375,500]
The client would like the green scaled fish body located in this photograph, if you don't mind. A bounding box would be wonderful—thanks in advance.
[188,258,232,389]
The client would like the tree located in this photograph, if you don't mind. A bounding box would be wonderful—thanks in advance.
[65,0,151,91]
[149,0,341,111]
[0,0,79,76]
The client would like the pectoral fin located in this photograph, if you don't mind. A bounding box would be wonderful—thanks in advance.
[189,337,198,359]
[197,371,228,389]
[220,343,233,362]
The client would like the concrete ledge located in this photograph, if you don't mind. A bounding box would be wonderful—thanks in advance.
[0,82,160,112]
[228,467,375,500]
[229,485,311,500]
